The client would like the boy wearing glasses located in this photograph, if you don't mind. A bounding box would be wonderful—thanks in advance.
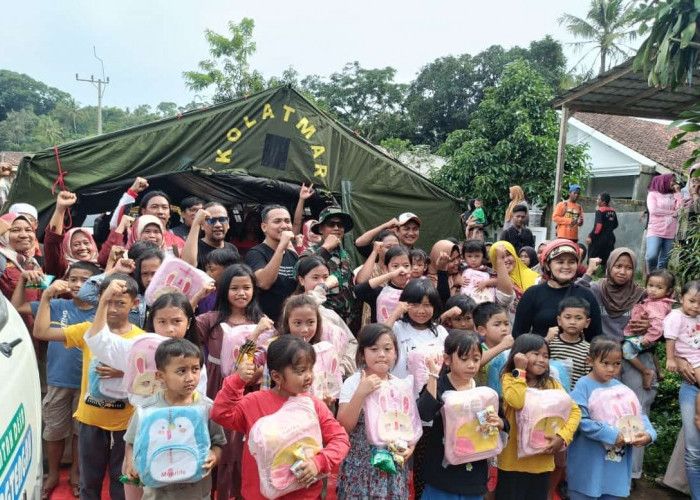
[182,202,239,270]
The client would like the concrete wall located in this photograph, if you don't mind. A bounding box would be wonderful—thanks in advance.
[544,196,647,259]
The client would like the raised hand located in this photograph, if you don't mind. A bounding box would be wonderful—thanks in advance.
[130,177,149,194]
[299,183,315,201]
[56,191,77,208]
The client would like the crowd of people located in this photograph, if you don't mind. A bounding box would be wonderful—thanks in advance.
[4,170,700,500]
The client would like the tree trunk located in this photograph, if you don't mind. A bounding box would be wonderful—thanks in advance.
[600,50,607,75]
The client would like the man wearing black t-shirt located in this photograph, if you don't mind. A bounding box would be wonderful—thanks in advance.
[182,202,239,270]
[244,205,298,321]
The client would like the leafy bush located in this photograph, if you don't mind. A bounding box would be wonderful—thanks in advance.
[645,342,683,478]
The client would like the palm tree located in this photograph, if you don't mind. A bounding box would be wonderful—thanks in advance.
[559,0,639,75]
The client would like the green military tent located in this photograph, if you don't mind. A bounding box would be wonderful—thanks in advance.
[8,85,463,248]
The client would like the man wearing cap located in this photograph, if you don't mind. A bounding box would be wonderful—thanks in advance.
[499,205,535,253]
[396,212,422,249]
[244,205,298,321]
[302,207,355,325]
[552,185,584,242]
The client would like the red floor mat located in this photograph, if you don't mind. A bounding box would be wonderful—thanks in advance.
[48,467,109,500]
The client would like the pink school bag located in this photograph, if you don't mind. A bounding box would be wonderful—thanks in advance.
[321,323,349,355]
[460,269,495,304]
[441,387,505,464]
[363,376,423,447]
[124,334,167,397]
[311,341,342,399]
[516,388,572,458]
[376,287,403,324]
[144,257,214,306]
[248,396,323,499]
[406,343,444,393]
[220,324,258,377]
[588,384,645,443]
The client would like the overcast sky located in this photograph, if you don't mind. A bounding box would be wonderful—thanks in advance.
[2,0,603,110]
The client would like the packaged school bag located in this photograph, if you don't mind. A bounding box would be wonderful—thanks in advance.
[219,323,273,377]
[516,388,572,458]
[460,268,495,304]
[87,358,128,402]
[376,286,403,324]
[144,257,214,306]
[441,387,505,465]
[311,341,342,399]
[588,383,645,443]
[248,396,323,499]
[124,334,167,397]
[321,323,349,355]
[406,343,444,394]
[133,404,211,488]
[363,376,423,447]
[549,359,572,393]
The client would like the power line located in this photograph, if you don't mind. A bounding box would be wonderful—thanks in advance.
[76,47,109,135]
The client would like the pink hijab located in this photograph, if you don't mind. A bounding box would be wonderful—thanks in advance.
[126,215,165,249]
[61,228,99,265]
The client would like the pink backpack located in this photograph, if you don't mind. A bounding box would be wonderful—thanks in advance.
[516,388,572,458]
[363,376,423,447]
[311,341,342,399]
[248,396,323,499]
[441,387,505,464]
[376,286,403,324]
[588,384,644,443]
[321,324,349,354]
[460,269,495,304]
[220,324,257,377]
[406,343,444,393]
[144,257,214,306]
[124,334,167,397]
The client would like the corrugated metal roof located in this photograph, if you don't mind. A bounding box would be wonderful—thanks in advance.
[551,59,700,119]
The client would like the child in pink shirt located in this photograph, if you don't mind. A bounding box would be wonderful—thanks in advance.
[623,270,675,389]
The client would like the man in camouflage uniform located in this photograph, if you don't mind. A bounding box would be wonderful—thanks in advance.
[302,206,356,325]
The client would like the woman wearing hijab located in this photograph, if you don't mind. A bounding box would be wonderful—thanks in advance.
[97,214,166,268]
[578,248,657,483]
[518,246,539,269]
[503,185,529,230]
[488,241,540,322]
[0,213,42,300]
[646,173,683,271]
[427,239,463,302]
[512,239,602,341]
[44,191,100,277]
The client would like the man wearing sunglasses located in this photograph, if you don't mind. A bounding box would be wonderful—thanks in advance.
[182,202,239,270]
[302,206,356,325]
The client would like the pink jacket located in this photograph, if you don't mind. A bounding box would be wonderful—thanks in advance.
[647,191,684,239]
[623,297,674,343]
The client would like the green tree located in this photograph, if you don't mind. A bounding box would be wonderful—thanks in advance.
[431,61,590,222]
[183,18,265,103]
[558,0,639,75]
[156,101,178,117]
[0,70,70,120]
[35,115,65,145]
[0,108,38,149]
[405,38,568,146]
[302,62,407,141]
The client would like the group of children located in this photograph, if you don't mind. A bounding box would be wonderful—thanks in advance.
[15,187,700,500]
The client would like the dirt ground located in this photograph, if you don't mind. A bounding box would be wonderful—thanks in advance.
[630,479,689,499]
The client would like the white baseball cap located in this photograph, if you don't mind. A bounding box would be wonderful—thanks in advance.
[398,212,422,226]
[9,203,38,220]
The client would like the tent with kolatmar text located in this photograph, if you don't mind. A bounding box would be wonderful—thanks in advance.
[7,85,464,248]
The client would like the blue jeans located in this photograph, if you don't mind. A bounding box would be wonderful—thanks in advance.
[645,235,674,270]
[680,382,700,498]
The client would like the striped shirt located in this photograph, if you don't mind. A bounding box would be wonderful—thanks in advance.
[549,334,590,387]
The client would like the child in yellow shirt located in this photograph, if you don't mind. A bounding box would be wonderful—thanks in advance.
[497,334,581,500]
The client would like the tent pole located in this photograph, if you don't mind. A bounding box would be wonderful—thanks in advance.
[552,105,571,238]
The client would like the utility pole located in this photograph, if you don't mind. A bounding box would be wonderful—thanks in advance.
[76,47,109,135]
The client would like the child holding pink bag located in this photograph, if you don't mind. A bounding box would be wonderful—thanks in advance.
[567,337,655,499]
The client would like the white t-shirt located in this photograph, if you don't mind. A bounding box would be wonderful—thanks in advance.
[339,371,362,405]
[391,320,448,379]
[85,325,208,407]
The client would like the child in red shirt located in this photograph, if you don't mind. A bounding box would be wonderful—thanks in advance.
[212,335,350,500]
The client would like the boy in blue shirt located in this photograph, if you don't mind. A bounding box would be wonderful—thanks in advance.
[12,260,101,497]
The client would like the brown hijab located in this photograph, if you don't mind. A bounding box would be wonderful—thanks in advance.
[598,247,645,318]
